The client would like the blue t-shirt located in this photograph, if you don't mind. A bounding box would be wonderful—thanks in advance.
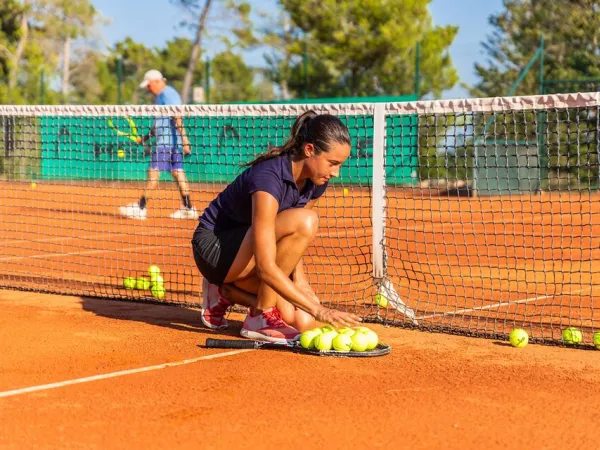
[199,153,328,231]
[154,85,182,148]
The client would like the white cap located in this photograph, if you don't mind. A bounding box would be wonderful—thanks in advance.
[139,69,165,88]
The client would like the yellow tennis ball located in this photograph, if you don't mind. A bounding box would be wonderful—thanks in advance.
[151,275,164,286]
[337,327,355,336]
[593,332,600,350]
[136,277,150,290]
[123,277,137,290]
[375,293,388,307]
[151,284,165,299]
[351,331,369,352]
[509,328,529,348]
[31,182,37,189]
[332,333,353,351]
[343,187,349,196]
[148,265,161,278]
[562,327,583,345]
[117,149,126,158]
[314,331,337,351]
[320,325,336,334]
[354,326,370,333]
[299,330,320,349]
[363,329,379,350]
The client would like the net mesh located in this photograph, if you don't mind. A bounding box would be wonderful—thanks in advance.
[1,92,600,346]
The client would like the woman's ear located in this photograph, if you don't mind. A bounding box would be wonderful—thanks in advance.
[303,143,315,157]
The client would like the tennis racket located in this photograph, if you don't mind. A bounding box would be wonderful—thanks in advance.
[107,117,152,155]
[107,117,140,143]
[204,338,391,358]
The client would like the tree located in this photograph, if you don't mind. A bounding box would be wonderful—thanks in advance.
[268,0,458,99]
[33,0,99,100]
[471,0,600,97]
[172,0,255,103]
[210,50,259,102]
[109,38,160,104]
[260,12,299,100]
[155,38,206,93]
[0,0,29,94]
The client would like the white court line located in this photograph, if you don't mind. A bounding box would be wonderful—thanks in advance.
[418,287,592,320]
[0,228,191,246]
[0,350,252,399]
[0,243,188,263]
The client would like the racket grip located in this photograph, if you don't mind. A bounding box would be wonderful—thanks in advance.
[205,338,257,349]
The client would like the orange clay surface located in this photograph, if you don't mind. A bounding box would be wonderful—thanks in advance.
[2,181,600,343]
[1,289,599,449]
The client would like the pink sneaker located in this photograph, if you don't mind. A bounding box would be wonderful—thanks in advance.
[201,278,232,330]
[240,307,300,343]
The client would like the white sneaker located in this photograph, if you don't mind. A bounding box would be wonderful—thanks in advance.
[119,203,147,220]
[169,207,197,219]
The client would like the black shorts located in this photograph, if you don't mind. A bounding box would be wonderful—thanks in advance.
[191,224,248,286]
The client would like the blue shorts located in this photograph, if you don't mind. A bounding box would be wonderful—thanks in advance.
[150,146,183,172]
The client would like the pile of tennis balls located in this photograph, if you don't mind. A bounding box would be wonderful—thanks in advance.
[509,326,600,349]
[299,325,379,352]
[123,265,165,299]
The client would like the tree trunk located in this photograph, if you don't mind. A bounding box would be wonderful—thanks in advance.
[182,0,212,103]
[9,0,30,90]
[62,36,71,100]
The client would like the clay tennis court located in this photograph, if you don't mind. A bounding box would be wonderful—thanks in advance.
[1,180,600,447]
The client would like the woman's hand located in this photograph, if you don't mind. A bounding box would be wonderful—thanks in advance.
[314,305,361,329]
[297,282,319,305]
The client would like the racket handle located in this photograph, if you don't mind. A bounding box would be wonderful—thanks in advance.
[205,338,258,349]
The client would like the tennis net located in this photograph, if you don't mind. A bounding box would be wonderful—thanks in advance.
[1,92,599,346]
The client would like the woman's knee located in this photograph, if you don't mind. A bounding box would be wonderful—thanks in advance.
[295,209,319,238]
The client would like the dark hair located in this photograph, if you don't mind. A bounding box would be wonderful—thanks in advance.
[244,110,351,167]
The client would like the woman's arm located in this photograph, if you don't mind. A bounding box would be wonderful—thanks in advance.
[252,192,361,327]
[252,191,320,316]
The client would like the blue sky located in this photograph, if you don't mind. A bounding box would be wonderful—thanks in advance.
[92,0,505,99]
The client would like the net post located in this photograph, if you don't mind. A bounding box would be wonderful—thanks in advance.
[372,103,386,279]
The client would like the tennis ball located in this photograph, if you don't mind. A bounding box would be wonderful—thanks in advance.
[320,325,336,334]
[593,332,600,350]
[375,293,388,307]
[151,275,164,286]
[509,328,529,348]
[31,182,37,189]
[148,265,161,278]
[314,331,337,351]
[337,327,355,336]
[363,329,379,350]
[299,330,320,349]
[562,327,583,345]
[117,149,126,158]
[343,187,349,196]
[354,326,371,333]
[136,277,150,290]
[351,331,369,352]
[123,277,137,290]
[332,333,353,351]
[151,284,166,299]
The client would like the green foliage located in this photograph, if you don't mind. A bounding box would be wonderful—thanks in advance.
[472,0,600,97]
[210,50,259,102]
[266,0,458,99]
[156,38,205,93]
[472,0,600,191]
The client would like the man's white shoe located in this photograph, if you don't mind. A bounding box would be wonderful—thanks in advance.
[119,203,147,220]
[169,207,197,219]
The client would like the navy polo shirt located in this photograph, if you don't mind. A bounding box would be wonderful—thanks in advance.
[199,153,328,231]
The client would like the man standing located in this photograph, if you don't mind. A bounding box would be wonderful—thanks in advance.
[119,69,197,220]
